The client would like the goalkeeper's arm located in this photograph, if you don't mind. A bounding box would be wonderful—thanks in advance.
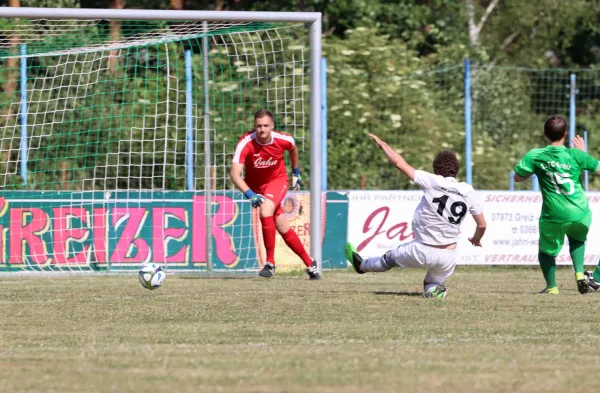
[230,163,266,207]
[367,133,415,180]
[289,144,302,190]
[230,163,253,194]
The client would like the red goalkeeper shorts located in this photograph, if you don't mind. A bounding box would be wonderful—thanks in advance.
[256,177,289,218]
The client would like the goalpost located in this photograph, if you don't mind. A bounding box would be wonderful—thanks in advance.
[0,8,322,273]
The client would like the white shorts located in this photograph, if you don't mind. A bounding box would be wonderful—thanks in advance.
[362,240,457,285]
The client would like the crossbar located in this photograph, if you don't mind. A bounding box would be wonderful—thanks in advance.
[0,7,321,22]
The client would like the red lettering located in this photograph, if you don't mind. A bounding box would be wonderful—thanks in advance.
[110,208,150,263]
[93,208,108,264]
[357,207,414,251]
[52,207,90,264]
[9,208,51,265]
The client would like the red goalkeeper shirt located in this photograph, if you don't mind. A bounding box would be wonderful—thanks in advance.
[232,130,295,189]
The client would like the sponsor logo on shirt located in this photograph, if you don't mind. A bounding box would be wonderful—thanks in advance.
[254,156,278,168]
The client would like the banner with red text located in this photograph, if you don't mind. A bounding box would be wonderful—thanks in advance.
[347,191,600,265]
[0,191,348,272]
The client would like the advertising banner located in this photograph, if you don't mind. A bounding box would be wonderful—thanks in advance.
[347,191,600,265]
[0,191,348,272]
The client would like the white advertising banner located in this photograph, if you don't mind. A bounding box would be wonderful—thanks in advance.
[347,191,600,265]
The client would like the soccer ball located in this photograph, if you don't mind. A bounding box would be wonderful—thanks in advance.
[138,263,166,290]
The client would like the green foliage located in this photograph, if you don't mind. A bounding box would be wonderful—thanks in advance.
[1,1,600,191]
[325,27,464,189]
[477,0,595,67]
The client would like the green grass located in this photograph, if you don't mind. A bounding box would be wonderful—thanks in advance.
[1,267,599,393]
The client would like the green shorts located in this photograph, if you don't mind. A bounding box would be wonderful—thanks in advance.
[539,211,592,256]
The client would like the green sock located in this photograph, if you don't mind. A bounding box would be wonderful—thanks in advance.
[538,251,557,288]
[569,237,585,275]
[594,261,600,282]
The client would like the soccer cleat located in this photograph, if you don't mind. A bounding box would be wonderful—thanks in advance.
[576,272,589,294]
[538,287,559,295]
[259,262,276,278]
[344,242,365,274]
[306,259,321,280]
[423,284,447,299]
[585,271,600,291]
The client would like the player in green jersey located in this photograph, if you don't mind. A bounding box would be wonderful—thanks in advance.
[514,115,600,294]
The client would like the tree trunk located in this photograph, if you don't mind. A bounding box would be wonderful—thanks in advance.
[1,0,21,129]
[108,0,125,75]
[170,0,183,10]
[465,0,500,47]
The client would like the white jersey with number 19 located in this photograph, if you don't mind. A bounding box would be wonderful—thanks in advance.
[411,170,482,246]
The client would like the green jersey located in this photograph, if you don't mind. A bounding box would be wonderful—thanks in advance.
[514,145,599,223]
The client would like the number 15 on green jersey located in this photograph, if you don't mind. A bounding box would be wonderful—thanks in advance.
[514,145,599,223]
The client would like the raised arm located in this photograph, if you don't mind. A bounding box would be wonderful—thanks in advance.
[572,135,600,176]
[572,134,586,151]
[368,134,415,181]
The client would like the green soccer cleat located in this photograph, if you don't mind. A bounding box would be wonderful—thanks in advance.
[423,284,447,299]
[344,242,365,274]
[538,286,559,295]
[575,272,589,294]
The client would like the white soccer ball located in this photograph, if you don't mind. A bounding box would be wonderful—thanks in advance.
[138,263,166,290]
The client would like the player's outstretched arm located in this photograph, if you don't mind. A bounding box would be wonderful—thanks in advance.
[368,134,415,180]
[468,213,487,247]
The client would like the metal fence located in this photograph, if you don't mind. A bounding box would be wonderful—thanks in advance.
[326,61,600,191]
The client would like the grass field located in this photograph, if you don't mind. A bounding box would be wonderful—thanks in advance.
[1,267,600,393]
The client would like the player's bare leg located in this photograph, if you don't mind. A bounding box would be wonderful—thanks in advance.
[258,200,277,278]
[275,214,320,280]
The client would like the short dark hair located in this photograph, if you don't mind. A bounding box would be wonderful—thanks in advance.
[544,115,567,142]
[433,150,460,178]
[254,109,274,121]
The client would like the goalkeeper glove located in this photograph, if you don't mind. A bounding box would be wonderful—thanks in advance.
[292,168,302,190]
[244,189,266,208]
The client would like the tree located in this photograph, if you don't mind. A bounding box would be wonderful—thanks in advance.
[465,0,499,48]
[1,0,20,126]
[108,0,125,75]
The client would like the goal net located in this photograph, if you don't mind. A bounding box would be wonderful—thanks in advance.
[0,11,321,273]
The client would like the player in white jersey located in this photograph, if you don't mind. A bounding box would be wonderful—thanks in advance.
[344,134,487,298]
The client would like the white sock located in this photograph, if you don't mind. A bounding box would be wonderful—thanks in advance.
[361,256,392,272]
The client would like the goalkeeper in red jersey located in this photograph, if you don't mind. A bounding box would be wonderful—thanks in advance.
[230,109,320,280]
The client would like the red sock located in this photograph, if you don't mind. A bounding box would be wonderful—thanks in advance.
[281,229,312,267]
[260,216,276,264]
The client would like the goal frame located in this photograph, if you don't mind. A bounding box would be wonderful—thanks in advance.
[0,7,323,273]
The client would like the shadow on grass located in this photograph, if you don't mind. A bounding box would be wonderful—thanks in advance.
[177,275,257,280]
[176,273,306,280]
[373,291,423,297]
